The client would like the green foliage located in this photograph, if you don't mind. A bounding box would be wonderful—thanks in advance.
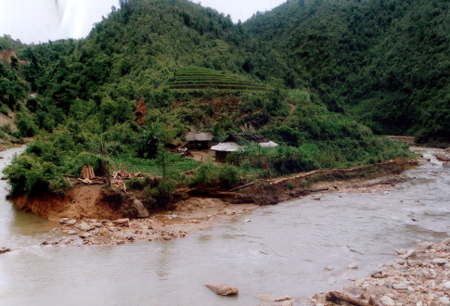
[126,176,151,191]
[3,154,69,196]
[189,163,218,187]
[244,0,450,139]
[135,119,163,159]
[16,112,37,137]
[286,182,294,190]
[218,165,240,188]
[238,136,411,176]
[167,66,265,91]
[111,153,199,176]
[0,104,10,115]
[3,0,422,197]
[189,163,240,189]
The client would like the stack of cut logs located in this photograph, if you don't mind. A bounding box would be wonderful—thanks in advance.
[81,165,95,179]
[78,165,105,185]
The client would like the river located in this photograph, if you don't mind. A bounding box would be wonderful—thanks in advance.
[0,147,449,305]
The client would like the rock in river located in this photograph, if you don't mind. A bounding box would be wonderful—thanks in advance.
[258,294,275,302]
[113,218,130,227]
[400,249,416,259]
[60,218,70,224]
[205,282,238,296]
[440,297,450,306]
[380,296,395,306]
[79,222,91,231]
[432,258,446,266]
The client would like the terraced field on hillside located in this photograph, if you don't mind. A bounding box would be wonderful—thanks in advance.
[166,67,266,91]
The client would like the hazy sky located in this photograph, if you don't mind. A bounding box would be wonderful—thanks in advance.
[0,0,285,45]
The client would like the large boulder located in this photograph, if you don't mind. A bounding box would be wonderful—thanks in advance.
[133,198,149,218]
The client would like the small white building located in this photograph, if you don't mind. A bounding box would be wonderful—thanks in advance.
[210,133,277,162]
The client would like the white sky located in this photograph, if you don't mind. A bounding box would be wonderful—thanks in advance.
[0,0,286,45]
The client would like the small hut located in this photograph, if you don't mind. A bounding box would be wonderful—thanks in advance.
[210,133,278,162]
[186,132,213,149]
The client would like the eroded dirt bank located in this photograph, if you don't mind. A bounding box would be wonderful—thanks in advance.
[13,184,123,221]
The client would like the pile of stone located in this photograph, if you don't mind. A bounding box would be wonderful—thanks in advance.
[55,218,188,246]
[311,238,450,306]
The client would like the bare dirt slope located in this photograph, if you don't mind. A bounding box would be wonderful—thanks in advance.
[13,184,123,221]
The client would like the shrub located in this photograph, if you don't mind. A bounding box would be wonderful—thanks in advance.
[189,163,219,187]
[71,152,104,177]
[4,154,68,196]
[0,104,10,115]
[218,165,240,188]
[16,112,37,137]
[135,119,163,159]
[126,176,150,190]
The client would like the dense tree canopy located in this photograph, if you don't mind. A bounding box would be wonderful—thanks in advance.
[0,0,442,196]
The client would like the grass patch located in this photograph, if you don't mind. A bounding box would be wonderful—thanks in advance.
[111,154,200,176]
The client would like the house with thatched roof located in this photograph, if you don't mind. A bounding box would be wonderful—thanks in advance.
[186,132,213,149]
[210,133,278,162]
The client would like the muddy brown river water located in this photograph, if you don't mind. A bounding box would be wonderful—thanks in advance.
[0,146,449,305]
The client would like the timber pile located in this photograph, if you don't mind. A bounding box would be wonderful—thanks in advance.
[326,291,373,306]
[81,165,95,179]
[113,171,142,179]
[78,177,106,185]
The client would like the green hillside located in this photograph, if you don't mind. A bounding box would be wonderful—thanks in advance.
[244,0,450,139]
[1,0,415,200]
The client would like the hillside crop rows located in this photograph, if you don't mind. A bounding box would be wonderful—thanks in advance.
[166,67,266,90]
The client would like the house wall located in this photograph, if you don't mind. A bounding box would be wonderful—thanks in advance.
[187,141,211,150]
[214,151,229,163]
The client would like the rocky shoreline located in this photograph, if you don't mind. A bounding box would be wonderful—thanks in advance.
[38,201,256,246]
[53,217,189,246]
[311,238,450,306]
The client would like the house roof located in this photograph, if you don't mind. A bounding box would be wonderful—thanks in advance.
[211,134,278,152]
[186,132,213,142]
[210,142,241,152]
[259,141,278,148]
[223,133,271,146]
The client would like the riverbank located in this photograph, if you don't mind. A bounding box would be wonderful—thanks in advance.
[22,157,414,247]
[311,238,450,306]
[2,145,449,306]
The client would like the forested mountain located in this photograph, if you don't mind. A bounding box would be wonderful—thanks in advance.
[0,0,436,197]
[0,35,28,113]
[244,0,450,139]
[3,0,450,139]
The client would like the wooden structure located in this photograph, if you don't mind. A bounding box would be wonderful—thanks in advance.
[81,165,95,179]
[186,132,213,149]
[210,133,278,162]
